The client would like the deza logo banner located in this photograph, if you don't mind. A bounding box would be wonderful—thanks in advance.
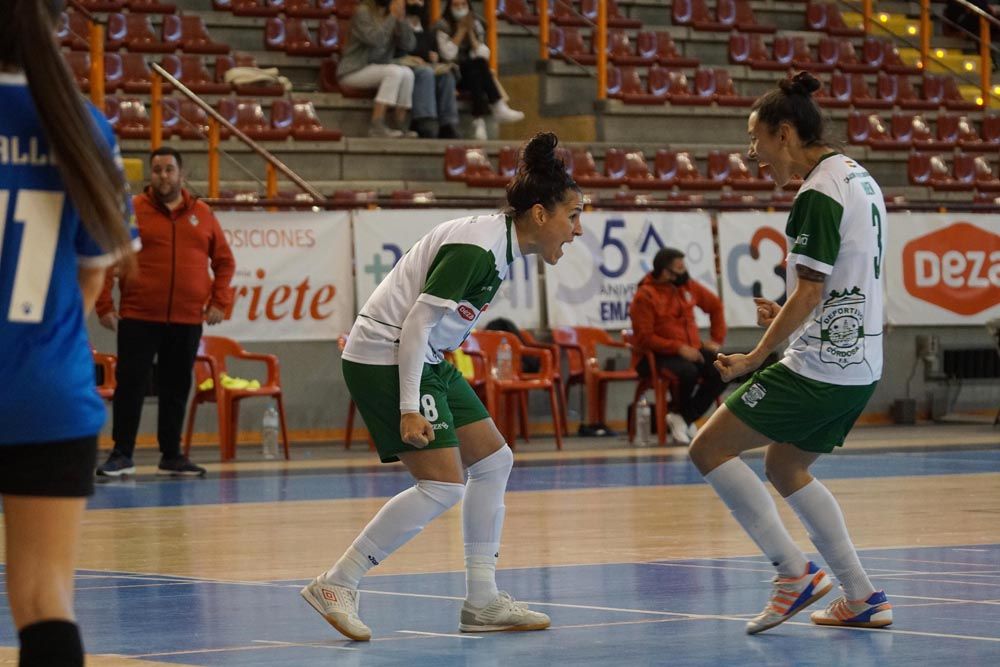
[352,209,542,328]
[716,212,789,327]
[544,211,717,328]
[212,211,355,341]
[887,214,1000,324]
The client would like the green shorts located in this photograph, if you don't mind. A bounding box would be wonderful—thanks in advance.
[725,363,877,453]
[342,358,490,463]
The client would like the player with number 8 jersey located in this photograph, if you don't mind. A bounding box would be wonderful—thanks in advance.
[300,133,583,641]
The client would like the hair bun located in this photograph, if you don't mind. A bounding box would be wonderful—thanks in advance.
[521,132,562,172]
[780,71,821,97]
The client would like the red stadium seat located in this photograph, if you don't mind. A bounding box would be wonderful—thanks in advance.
[128,0,178,13]
[179,16,230,54]
[666,69,714,105]
[652,149,679,188]
[119,53,153,94]
[813,71,851,108]
[498,0,539,26]
[279,17,339,55]
[891,73,938,110]
[168,54,231,94]
[942,76,979,111]
[104,96,150,139]
[283,99,342,141]
[654,31,699,67]
[217,98,290,140]
[722,152,773,190]
[624,150,655,188]
[444,145,469,181]
[64,51,92,91]
[59,11,93,50]
[554,0,587,28]
[167,98,211,139]
[232,0,284,16]
[852,73,893,109]
[463,148,506,188]
[883,40,921,75]
[734,0,775,33]
[714,68,753,106]
[955,115,989,151]
[122,13,175,53]
[572,150,623,188]
[982,114,1000,146]
[609,31,653,66]
[77,0,125,10]
[974,156,1000,191]
[675,151,720,189]
[285,0,336,17]
[217,53,286,96]
[910,114,954,151]
[806,2,863,36]
[920,74,946,107]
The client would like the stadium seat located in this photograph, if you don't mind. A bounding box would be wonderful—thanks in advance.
[128,0,178,13]
[623,150,655,188]
[118,13,174,53]
[77,0,124,10]
[889,73,938,111]
[665,70,713,105]
[318,58,375,98]
[720,152,773,190]
[119,53,154,94]
[276,17,339,55]
[806,2,863,36]
[444,145,470,181]
[286,0,337,17]
[911,114,955,151]
[164,98,210,139]
[554,0,587,28]
[609,31,653,67]
[572,150,623,188]
[167,54,231,94]
[714,68,753,106]
[283,99,342,141]
[550,26,595,65]
[982,114,1000,146]
[498,0,539,26]
[734,0,775,33]
[624,64,670,104]
[217,53,286,96]
[974,156,1000,191]
[179,16,230,54]
[232,0,285,16]
[584,0,642,29]
[675,151,720,189]
[59,11,93,50]
[104,96,151,139]
[463,148,507,188]
[64,51,92,92]
[673,0,731,31]
[852,73,893,109]
[883,40,921,75]
[920,74,947,108]
[217,98,290,140]
[942,76,978,111]
[653,31,699,67]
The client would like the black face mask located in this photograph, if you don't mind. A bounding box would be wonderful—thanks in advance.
[672,271,690,286]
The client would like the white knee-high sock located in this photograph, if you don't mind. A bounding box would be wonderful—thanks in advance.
[785,479,875,601]
[704,457,808,578]
[323,480,465,589]
[462,445,514,607]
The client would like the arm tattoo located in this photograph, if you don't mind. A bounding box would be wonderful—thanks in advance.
[795,264,827,283]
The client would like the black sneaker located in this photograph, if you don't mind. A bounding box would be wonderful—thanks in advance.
[96,451,136,478]
[157,456,207,477]
[577,423,618,438]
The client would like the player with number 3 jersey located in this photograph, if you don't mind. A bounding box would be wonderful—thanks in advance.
[300,133,582,641]
[688,72,893,635]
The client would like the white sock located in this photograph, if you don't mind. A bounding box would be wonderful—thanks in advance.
[323,480,465,589]
[704,457,808,578]
[785,479,875,601]
[462,445,514,606]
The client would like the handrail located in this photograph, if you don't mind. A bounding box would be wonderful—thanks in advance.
[149,63,326,202]
[485,0,498,72]
[934,0,1000,109]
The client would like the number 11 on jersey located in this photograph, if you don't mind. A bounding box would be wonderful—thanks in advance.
[0,189,64,323]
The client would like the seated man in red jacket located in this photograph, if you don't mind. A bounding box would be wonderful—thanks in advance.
[630,247,727,444]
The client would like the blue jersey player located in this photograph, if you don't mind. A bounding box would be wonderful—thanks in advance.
[0,2,136,665]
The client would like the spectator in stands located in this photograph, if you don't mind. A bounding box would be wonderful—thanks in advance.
[95,147,235,479]
[629,247,727,445]
[398,0,460,138]
[944,0,1000,69]
[339,0,418,137]
[434,0,524,140]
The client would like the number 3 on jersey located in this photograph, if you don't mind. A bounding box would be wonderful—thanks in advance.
[0,189,64,323]
[420,394,439,422]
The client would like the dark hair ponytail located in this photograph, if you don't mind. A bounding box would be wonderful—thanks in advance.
[505,132,579,217]
[751,71,826,147]
[1,0,133,256]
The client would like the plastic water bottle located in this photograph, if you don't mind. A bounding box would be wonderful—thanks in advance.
[261,403,279,459]
[635,394,652,447]
[496,336,514,381]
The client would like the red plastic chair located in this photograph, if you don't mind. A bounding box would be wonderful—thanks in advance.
[734,0,774,33]
[286,0,336,17]
[623,330,678,446]
[232,0,285,16]
[183,336,290,461]
[278,99,343,140]
[464,148,509,188]
[572,150,623,188]
[179,15,230,54]
[498,0,539,25]
[104,96,150,139]
[123,13,175,52]
[92,349,117,402]
[119,52,153,94]
[675,151,720,190]
[565,327,637,429]
[128,0,178,13]
[551,326,587,421]
[470,330,564,449]
[654,31,699,67]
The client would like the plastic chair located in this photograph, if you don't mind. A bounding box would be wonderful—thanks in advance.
[623,330,678,446]
[566,326,637,429]
[183,336,290,461]
[92,348,117,402]
[470,330,564,449]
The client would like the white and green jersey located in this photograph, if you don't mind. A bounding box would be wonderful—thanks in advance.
[343,212,520,365]
[780,152,887,385]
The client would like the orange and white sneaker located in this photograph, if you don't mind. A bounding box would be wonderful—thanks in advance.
[811,590,893,628]
[300,576,372,641]
[746,561,833,635]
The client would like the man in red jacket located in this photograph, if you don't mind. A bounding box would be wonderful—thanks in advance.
[630,247,727,444]
[95,147,235,477]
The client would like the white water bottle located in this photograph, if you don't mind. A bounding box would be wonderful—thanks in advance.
[496,336,514,381]
[635,393,652,447]
[261,403,279,459]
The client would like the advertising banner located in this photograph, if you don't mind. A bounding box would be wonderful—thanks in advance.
[716,212,790,328]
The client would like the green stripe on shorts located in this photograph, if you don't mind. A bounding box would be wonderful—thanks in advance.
[341,358,490,463]
[725,362,876,453]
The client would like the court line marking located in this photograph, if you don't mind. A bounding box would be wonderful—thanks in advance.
[130,640,359,658]
[395,630,481,639]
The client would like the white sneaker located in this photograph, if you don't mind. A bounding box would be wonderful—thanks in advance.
[492,99,525,123]
[459,591,550,632]
[472,117,488,141]
[666,412,691,444]
[746,561,832,635]
[300,576,372,641]
[687,421,699,440]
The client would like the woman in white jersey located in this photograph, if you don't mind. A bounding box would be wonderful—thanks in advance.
[301,133,583,640]
[688,72,893,634]
[0,2,136,664]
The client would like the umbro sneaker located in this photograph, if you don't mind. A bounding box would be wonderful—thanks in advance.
[300,577,372,641]
[459,591,550,633]
[811,590,893,628]
[746,561,833,635]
